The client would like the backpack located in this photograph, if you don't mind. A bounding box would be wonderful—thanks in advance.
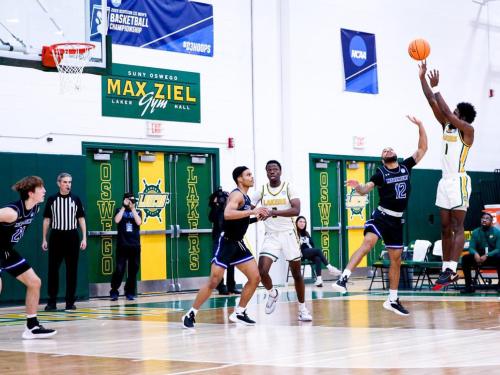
[208,187,229,237]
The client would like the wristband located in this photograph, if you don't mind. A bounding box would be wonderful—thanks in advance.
[431,86,440,94]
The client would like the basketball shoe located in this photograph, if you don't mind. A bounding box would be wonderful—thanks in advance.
[432,268,459,291]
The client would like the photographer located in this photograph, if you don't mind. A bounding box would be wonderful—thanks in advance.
[110,192,142,301]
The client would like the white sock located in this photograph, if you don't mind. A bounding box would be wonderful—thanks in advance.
[188,307,198,316]
[26,314,37,319]
[442,261,449,272]
[268,288,278,298]
[389,289,398,302]
[235,306,245,314]
[298,302,307,312]
[341,269,351,279]
[448,261,458,273]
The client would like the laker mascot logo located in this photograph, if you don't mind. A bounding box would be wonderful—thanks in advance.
[137,179,170,222]
[346,187,368,220]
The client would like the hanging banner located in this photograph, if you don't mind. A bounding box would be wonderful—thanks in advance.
[340,28,378,94]
[90,0,214,57]
[102,63,201,123]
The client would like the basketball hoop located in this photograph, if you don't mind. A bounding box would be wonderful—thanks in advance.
[47,42,95,92]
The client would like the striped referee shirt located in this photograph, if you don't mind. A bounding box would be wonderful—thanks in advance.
[43,193,85,231]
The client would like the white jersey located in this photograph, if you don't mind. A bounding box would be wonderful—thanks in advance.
[441,123,470,176]
[251,181,299,232]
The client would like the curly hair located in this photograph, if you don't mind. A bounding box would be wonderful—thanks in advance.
[456,102,476,124]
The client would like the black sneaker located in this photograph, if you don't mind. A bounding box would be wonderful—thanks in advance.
[383,298,410,316]
[64,304,77,311]
[182,311,196,329]
[331,276,348,294]
[126,294,135,301]
[44,303,57,312]
[432,268,459,291]
[228,289,242,295]
[229,310,256,326]
[110,291,119,301]
[22,325,57,339]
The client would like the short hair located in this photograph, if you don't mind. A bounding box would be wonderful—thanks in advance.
[123,192,135,201]
[57,172,72,182]
[12,176,44,200]
[265,160,282,170]
[481,212,493,220]
[456,102,476,124]
[232,166,249,183]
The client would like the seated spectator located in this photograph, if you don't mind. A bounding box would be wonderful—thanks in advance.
[460,212,500,294]
[295,216,341,287]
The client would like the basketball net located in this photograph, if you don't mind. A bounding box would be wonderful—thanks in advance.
[50,43,95,93]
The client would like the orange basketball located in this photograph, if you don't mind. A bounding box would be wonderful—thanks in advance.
[408,39,430,61]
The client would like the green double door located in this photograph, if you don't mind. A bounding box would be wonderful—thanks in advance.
[85,146,215,295]
[309,157,384,270]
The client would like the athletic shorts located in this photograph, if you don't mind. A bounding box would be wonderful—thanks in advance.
[364,209,404,249]
[435,174,471,211]
[259,230,302,262]
[0,248,31,277]
[211,235,254,269]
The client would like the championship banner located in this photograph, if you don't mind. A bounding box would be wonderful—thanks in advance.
[341,28,378,94]
[102,63,201,123]
[90,0,214,57]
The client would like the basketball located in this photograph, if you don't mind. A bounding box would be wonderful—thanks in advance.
[408,38,430,61]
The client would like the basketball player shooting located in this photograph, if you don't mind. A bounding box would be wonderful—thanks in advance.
[419,61,477,290]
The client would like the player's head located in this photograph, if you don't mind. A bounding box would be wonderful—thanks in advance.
[12,176,46,202]
[480,212,493,229]
[56,172,72,194]
[454,102,476,124]
[265,160,282,182]
[232,166,253,187]
[381,147,398,164]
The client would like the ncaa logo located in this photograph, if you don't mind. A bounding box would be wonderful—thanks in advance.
[349,35,367,67]
[111,0,122,7]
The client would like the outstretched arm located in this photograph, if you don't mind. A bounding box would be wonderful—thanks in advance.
[407,115,428,164]
[419,62,446,127]
[346,180,375,196]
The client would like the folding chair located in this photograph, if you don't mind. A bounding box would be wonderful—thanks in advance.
[410,240,433,290]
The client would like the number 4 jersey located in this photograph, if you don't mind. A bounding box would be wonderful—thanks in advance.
[370,157,416,213]
[0,200,40,250]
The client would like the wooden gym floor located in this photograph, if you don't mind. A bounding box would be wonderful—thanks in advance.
[0,279,499,375]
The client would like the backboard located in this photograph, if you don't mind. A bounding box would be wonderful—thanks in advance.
[0,0,110,74]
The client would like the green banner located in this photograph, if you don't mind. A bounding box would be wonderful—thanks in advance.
[102,63,200,123]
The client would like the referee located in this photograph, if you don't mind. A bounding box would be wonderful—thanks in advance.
[42,172,87,311]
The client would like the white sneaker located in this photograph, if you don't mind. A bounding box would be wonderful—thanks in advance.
[265,289,279,314]
[229,310,256,326]
[22,325,57,339]
[314,277,323,287]
[298,308,312,321]
[327,264,342,277]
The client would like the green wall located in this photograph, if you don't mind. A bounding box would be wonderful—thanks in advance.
[407,169,496,244]
[0,152,88,305]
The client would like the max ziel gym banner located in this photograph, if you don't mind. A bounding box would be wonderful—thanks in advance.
[102,64,201,123]
[90,0,214,57]
[340,28,378,94]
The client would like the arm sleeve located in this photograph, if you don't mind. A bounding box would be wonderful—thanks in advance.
[43,197,53,218]
[402,157,417,171]
[369,170,384,187]
[487,228,500,257]
[75,196,86,218]
[468,230,478,255]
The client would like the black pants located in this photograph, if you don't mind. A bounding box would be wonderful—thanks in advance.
[461,253,500,287]
[301,247,329,276]
[47,230,80,306]
[110,245,141,296]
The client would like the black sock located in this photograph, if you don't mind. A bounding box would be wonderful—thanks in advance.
[27,317,39,329]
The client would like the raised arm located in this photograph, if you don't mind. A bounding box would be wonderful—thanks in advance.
[406,115,428,164]
[346,180,375,196]
[419,62,446,127]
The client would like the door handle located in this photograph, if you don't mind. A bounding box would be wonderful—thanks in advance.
[176,224,181,238]
[312,226,341,231]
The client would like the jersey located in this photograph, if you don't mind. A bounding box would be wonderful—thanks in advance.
[251,181,298,232]
[441,123,470,176]
[222,189,252,241]
[370,157,416,213]
[0,200,40,250]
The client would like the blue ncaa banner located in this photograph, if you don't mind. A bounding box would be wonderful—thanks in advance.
[340,28,378,94]
[90,0,214,57]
